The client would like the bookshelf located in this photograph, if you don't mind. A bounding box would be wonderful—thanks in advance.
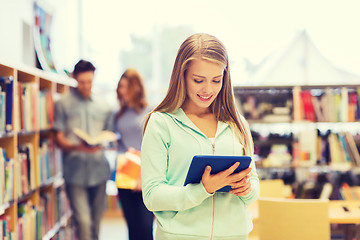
[0,61,77,239]
[234,85,360,200]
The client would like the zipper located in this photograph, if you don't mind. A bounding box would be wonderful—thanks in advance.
[210,140,215,240]
[168,112,230,240]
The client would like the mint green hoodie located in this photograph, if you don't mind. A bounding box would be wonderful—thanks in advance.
[141,108,260,240]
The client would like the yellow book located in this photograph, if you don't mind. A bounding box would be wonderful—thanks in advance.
[329,133,340,164]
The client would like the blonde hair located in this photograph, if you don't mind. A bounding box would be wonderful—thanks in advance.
[115,68,147,120]
[144,33,253,155]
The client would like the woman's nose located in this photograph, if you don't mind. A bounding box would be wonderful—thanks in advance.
[203,82,212,93]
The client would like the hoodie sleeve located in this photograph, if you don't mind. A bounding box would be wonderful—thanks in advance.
[141,112,212,212]
[239,159,260,206]
[238,114,260,205]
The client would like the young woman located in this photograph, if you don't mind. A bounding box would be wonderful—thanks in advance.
[141,33,260,240]
[114,68,153,240]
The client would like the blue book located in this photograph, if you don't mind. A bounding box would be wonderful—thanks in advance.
[0,76,13,132]
[184,155,252,192]
[0,91,5,133]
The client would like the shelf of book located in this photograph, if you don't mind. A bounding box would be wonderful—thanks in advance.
[42,211,72,240]
[235,85,360,166]
[235,85,360,124]
[249,121,360,135]
[0,61,76,239]
[234,84,360,200]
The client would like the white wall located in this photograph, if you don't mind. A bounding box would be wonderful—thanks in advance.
[0,0,80,72]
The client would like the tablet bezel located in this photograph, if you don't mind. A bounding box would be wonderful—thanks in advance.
[183,155,252,192]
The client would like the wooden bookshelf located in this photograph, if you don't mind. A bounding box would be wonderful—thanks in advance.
[0,61,76,239]
[234,85,360,169]
[234,85,360,200]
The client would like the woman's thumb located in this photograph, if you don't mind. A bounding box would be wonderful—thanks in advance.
[204,165,212,176]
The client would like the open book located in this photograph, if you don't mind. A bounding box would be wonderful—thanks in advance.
[73,128,117,146]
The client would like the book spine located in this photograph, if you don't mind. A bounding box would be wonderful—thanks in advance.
[0,92,5,133]
[0,148,5,206]
[0,77,14,132]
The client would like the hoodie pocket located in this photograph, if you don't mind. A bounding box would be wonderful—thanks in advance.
[168,199,212,236]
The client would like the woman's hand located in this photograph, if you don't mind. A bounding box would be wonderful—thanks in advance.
[201,162,252,194]
[229,170,253,196]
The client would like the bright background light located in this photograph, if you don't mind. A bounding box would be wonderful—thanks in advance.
[57,0,360,106]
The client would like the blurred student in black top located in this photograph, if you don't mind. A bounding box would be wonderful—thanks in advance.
[114,68,154,240]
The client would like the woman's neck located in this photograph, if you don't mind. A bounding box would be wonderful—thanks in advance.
[182,101,211,117]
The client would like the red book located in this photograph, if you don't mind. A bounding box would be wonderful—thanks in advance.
[349,92,358,121]
[300,90,316,122]
[46,91,54,127]
[31,83,39,131]
[20,152,29,194]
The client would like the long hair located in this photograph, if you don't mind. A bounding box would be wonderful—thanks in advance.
[143,33,253,155]
[115,68,147,120]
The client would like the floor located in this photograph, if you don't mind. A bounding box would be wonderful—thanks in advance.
[99,216,259,240]
[99,216,347,240]
[99,215,351,240]
[99,217,128,240]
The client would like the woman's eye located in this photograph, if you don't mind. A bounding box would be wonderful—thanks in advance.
[213,80,221,83]
[194,79,203,83]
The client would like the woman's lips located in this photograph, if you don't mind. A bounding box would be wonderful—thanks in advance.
[198,94,213,102]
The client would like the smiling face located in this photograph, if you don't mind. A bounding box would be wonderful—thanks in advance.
[183,58,224,114]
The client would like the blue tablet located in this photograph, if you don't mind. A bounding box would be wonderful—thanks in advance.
[184,155,252,192]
